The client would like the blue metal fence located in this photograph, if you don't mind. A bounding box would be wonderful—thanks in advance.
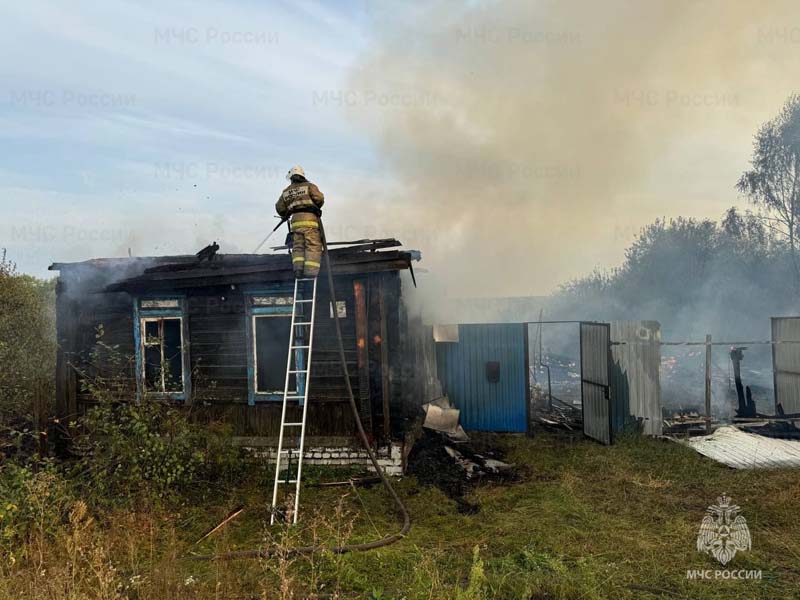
[435,323,528,432]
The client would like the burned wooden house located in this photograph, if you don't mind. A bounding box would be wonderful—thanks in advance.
[50,240,421,470]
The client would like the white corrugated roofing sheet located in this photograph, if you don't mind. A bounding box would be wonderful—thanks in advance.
[679,426,800,469]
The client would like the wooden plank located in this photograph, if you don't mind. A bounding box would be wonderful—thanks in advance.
[271,239,401,253]
[380,273,405,426]
[327,259,412,276]
[367,277,382,437]
[353,280,372,434]
[378,276,392,441]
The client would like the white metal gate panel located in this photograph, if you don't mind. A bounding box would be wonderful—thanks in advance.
[581,322,612,444]
[772,317,800,414]
[610,321,662,436]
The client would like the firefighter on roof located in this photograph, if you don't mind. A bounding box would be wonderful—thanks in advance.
[276,165,325,278]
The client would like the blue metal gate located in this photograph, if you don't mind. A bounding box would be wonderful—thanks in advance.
[435,323,529,432]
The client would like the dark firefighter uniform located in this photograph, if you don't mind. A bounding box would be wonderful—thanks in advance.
[276,178,325,277]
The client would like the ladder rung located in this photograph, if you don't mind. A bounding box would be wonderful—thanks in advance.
[296,277,316,281]
[294,299,314,303]
[282,479,298,484]
[283,422,304,427]
[292,345,310,349]
[288,369,308,373]
[293,322,312,326]
[284,395,305,399]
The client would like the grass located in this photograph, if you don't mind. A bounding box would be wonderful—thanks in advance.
[3,430,800,599]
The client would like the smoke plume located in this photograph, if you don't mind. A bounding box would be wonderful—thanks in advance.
[347,0,800,298]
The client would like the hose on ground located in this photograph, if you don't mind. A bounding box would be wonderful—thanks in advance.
[189,223,411,560]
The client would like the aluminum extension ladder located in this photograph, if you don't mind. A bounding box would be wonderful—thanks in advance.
[270,276,318,525]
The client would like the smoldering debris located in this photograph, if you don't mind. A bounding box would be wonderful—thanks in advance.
[412,396,517,513]
[532,402,582,432]
[738,420,800,440]
[663,410,718,437]
[407,430,516,514]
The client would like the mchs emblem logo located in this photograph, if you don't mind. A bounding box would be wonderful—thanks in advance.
[696,495,751,565]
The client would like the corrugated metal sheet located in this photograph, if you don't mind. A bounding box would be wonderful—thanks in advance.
[435,323,528,432]
[580,322,611,444]
[680,426,800,469]
[610,321,662,436]
[772,317,800,414]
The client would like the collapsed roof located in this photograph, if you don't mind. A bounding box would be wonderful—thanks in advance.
[48,239,421,293]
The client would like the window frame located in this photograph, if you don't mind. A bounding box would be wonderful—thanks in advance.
[133,295,190,402]
[244,286,298,405]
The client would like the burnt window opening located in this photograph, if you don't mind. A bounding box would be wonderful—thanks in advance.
[253,314,297,394]
[142,317,184,393]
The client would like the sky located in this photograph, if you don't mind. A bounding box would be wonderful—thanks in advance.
[2,0,800,296]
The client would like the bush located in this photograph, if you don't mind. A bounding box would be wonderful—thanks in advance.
[66,328,245,506]
[73,400,242,505]
[0,249,55,430]
[0,462,73,554]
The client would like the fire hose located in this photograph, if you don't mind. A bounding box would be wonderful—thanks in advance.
[190,221,411,560]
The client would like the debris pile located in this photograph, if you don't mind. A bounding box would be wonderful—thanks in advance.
[738,420,800,440]
[532,401,581,432]
[663,410,719,436]
[407,429,516,514]
[408,396,516,513]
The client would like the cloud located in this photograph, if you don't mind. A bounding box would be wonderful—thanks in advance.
[0,0,382,275]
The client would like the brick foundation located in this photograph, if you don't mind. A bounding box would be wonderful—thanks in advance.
[248,442,404,476]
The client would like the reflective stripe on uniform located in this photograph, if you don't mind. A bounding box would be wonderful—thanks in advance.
[287,199,313,208]
[305,260,320,268]
[292,256,306,263]
[291,221,319,229]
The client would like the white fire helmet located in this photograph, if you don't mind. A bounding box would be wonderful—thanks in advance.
[286,165,306,181]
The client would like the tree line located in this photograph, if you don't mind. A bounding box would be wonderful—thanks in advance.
[558,95,800,339]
